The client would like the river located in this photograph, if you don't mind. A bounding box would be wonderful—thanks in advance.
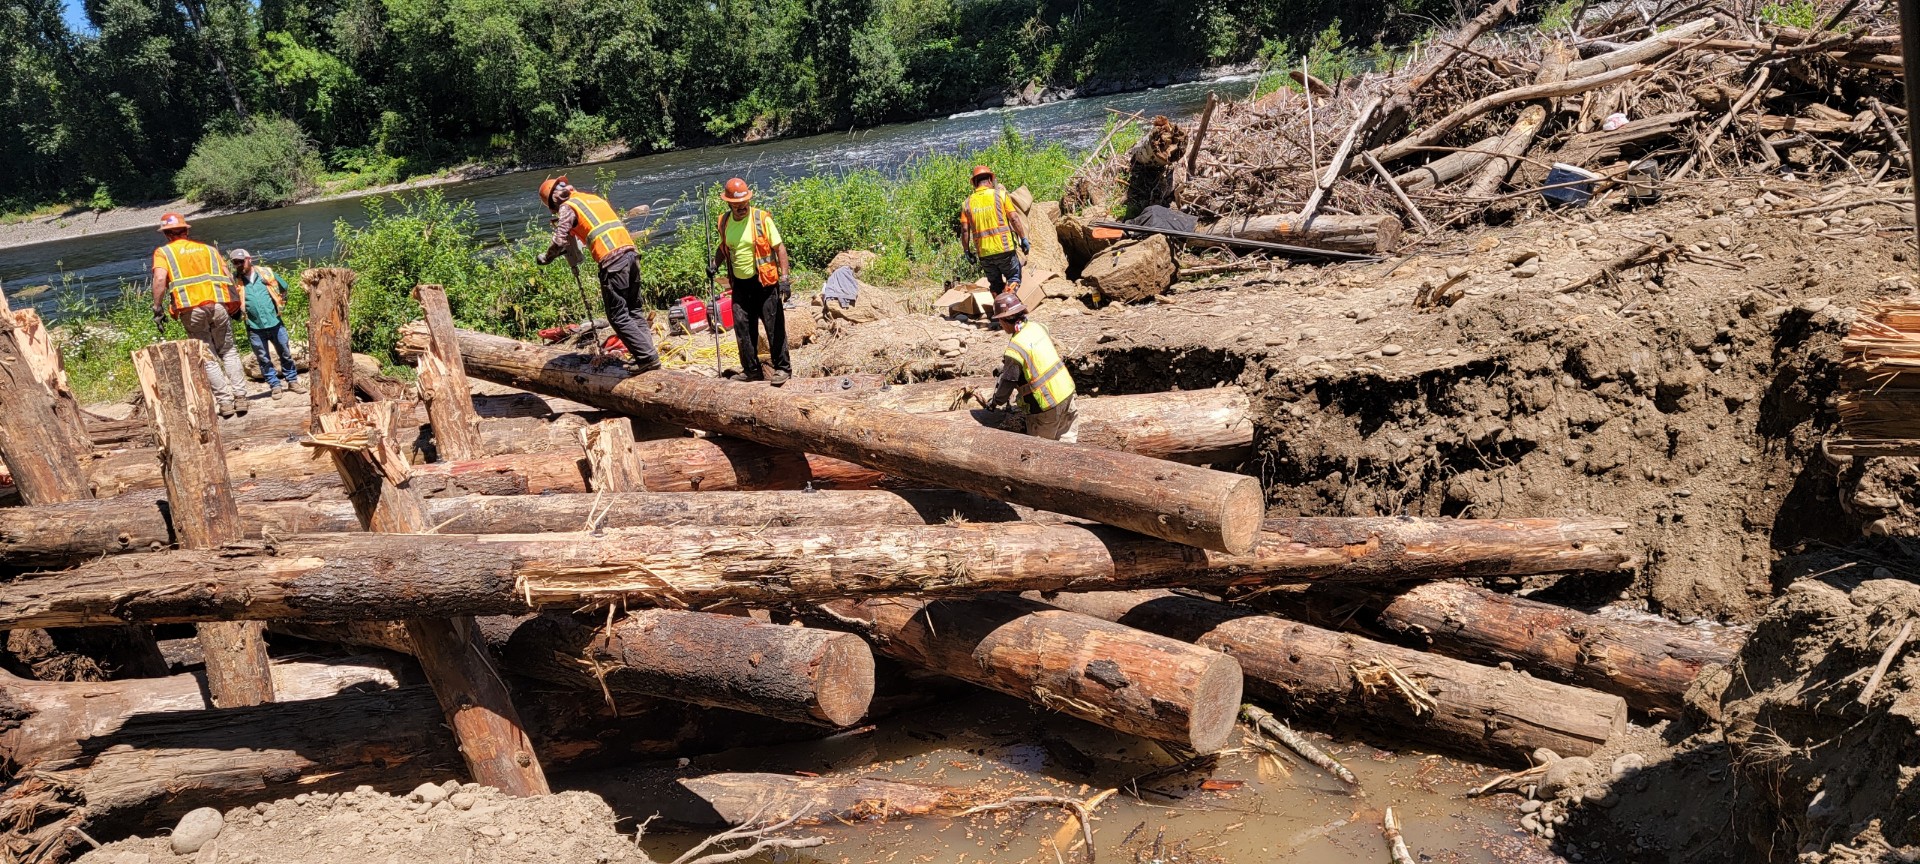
[0,78,1251,321]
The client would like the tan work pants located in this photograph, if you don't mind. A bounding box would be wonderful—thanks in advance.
[181,304,247,402]
[1024,394,1079,443]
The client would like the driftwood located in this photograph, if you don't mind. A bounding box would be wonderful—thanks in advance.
[677,773,968,826]
[0,517,1634,627]
[1370,64,1650,167]
[401,326,1265,554]
[1046,591,1630,763]
[1198,213,1402,254]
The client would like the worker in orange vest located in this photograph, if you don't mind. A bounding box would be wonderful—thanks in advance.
[959,165,1029,296]
[707,178,793,385]
[149,212,249,417]
[533,175,661,372]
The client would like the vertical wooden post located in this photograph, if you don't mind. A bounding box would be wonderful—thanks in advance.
[303,268,358,421]
[411,284,485,461]
[311,402,550,795]
[577,418,643,492]
[0,308,92,504]
[132,341,275,706]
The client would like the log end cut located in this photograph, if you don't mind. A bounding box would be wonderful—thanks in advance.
[1187,650,1246,754]
[811,632,879,727]
[1216,475,1266,556]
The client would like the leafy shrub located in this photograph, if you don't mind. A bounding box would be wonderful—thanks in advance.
[177,116,323,208]
[57,285,168,403]
[1759,0,1818,28]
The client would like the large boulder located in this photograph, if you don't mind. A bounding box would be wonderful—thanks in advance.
[1019,199,1070,277]
[1057,214,1120,273]
[1080,235,1175,303]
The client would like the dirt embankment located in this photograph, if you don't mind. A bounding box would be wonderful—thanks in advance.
[802,178,1912,623]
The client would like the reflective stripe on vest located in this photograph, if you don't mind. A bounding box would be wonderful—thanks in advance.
[1005,321,1074,412]
[564,192,635,262]
[720,208,780,287]
[967,186,1015,257]
[160,240,237,314]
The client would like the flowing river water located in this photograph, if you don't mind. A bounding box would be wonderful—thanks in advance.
[1,78,1249,320]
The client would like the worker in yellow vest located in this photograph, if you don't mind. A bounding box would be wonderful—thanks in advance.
[534,175,661,372]
[707,177,793,386]
[985,292,1077,442]
[959,165,1029,296]
[149,212,248,418]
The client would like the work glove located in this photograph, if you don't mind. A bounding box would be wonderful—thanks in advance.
[965,251,978,266]
[151,307,168,336]
[707,262,720,281]
[777,276,792,300]
[1020,236,1030,255]
[535,251,551,266]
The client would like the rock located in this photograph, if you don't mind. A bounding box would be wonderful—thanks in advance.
[1380,343,1404,357]
[351,353,382,381]
[112,854,151,864]
[171,807,225,855]
[1521,813,1543,833]
[1511,258,1541,278]
[449,792,478,811]
[825,250,879,274]
[1539,756,1599,799]
[410,782,449,804]
[1532,748,1562,766]
[1080,235,1175,303]
[1520,799,1543,813]
[1612,753,1647,777]
[1057,214,1121,269]
[1019,197,1071,276]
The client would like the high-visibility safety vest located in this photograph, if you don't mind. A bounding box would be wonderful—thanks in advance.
[718,207,780,287]
[1006,321,1074,413]
[966,185,1016,257]
[155,238,239,315]
[563,192,635,263]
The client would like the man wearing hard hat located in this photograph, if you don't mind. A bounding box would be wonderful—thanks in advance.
[533,175,661,372]
[707,178,793,386]
[150,212,249,417]
[985,291,1077,442]
[959,165,1029,296]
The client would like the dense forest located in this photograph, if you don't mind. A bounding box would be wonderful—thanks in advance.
[1,0,1454,211]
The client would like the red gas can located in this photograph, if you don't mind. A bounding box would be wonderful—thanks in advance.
[714,291,734,330]
[679,295,709,332]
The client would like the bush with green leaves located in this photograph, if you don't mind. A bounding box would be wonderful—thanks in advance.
[177,116,323,208]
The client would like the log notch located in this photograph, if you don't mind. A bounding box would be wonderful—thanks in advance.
[1336,580,1741,716]
[406,327,1265,554]
[578,418,642,491]
[497,612,874,726]
[1198,213,1402,255]
[825,594,1243,752]
[1044,590,1629,763]
[310,401,549,795]
[0,517,1635,627]
[303,267,357,420]
[132,341,275,707]
[411,283,484,461]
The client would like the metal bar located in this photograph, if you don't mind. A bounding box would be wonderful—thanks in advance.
[1089,220,1383,263]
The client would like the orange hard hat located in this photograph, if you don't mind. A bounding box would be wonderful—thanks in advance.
[721,178,753,204]
[158,212,190,232]
[971,165,995,183]
[538,175,570,209]
[990,291,1027,320]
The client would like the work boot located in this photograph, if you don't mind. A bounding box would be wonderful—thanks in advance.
[269,382,287,399]
[288,378,308,394]
[625,356,663,374]
[216,399,236,419]
[768,370,791,386]
[232,394,249,416]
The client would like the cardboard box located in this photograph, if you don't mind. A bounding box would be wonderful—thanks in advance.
[935,266,1054,318]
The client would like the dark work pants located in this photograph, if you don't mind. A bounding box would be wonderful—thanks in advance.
[597,249,658,364]
[730,275,789,377]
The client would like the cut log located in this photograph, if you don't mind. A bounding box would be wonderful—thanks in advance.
[0,307,91,504]
[303,268,357,420]
[1463,104,1547,198]
[411,283,485,461]
[1198,213,1401,255]
[1343,580,1740,716]
[579,418,643,491]
[310,401,549,796]
[0,661,851,859]
[0,517,1633,627]
[401,327,1264,554]
[826,594,1243,752]
[1564,18,1716,78]
[498,611,873,726]
[132,341,275,708]
[1392,134,1503,192]
[1044,590,1629,763]
[677,773,966,826]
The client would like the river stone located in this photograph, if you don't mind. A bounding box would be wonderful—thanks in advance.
[170,807,225,854]
[1016,194,1071,276]
[410,781,449,804]
[1080,235,1175,303]
[1540,756,1599,799]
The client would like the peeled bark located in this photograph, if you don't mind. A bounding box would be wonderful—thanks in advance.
[1045,590,1629,763]
[0,517,1634,628]
[1361,581,1741,716]
[404,327,1264,554]
[1463,104,1547,198]
[0,307,91,504]
[1198,213,1402,254]
[498,611,874,726]
[303,268,357,419]
[829,594,1244,752]
[411,283,485,461]
[677,774,965,826]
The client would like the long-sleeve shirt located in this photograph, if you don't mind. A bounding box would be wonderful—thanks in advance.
[544,203,580,262]
[990,355,1023,409]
